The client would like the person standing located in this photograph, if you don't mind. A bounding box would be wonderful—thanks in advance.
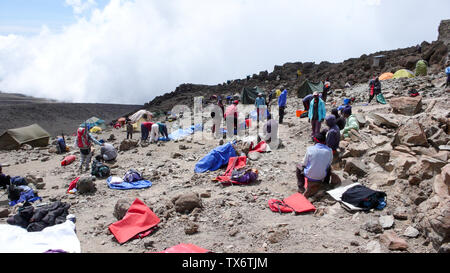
[126,120,134,140]
[308,92,326,137]
[278,89,288,124]
[322,78,331,102]
[75,125,102,172]
[368,77,382,104]
[255,93,266,123]
[225,100,239,136]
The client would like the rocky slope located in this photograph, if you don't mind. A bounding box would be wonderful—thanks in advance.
[0,72,448,253]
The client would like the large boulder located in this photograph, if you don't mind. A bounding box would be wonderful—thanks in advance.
[113,198,135,220]
[394,119,428,147]
[369,113,399,129]
[77,176,96,194]
[172,193,203,213]
[389,96,423,116]
[119,139,139,151]
[344,158,368,178]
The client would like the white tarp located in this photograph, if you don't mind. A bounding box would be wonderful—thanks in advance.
[327,183,365,212]
[0,221,81,253]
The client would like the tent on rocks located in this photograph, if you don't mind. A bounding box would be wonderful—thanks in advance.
[0,124,50,150]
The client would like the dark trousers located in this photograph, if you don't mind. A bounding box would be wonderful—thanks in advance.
[303,101,310,111]
[296,166,331,192]
[279,106,286,124]
[446,75,450,87]
[127,132,133,139]
[322,90,328,102]
[141,126,149,140]
[160,126,169,138]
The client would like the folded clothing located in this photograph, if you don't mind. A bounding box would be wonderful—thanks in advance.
[106,177,152,190]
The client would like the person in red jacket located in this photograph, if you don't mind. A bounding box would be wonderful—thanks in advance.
[141,122,154,142]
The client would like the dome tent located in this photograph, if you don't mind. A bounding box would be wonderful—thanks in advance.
[393,69,415,79]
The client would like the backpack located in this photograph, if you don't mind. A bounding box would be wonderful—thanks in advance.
[123,169,142,183]
[446,67,450,75]
[91,161,110,178]
[408,89,420,97]
[77,128,90,149]
[230,169,258,184]
[341,185,387,210]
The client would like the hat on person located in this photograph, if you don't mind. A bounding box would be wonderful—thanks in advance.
[233,100,239,105]
[313,91,320,97]
[342,106,352,115]
[312,131,326,144]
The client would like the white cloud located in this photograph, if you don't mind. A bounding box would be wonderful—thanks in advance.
[65,0,97,15]
[0,0,448,104]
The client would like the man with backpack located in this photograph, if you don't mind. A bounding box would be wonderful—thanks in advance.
[75,125,102,172]
[368,77,382,104]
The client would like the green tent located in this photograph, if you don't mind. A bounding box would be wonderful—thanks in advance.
[80,117,106,130]
[297,80,324,98]
[0,124,50,150]
[415,60,428,76]
[241,86,266,105]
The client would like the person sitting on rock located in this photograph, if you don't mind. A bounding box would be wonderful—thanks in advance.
[325,115,341,156]
[331,108,346,130]
[296,131,333,198]
[340,106,360,139]
[100,141,117,162]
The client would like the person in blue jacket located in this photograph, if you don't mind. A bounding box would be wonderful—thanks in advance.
[278,89,288,124]
[308,92,326,137]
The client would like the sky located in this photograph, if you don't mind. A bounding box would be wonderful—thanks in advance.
[0,0,449,105]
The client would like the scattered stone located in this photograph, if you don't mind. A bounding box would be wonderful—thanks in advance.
[267,228,289,244]
[379,215,395,229]
[0,208,9,218]
[393,207,409,220]
[403,226,420,238]
[394,119,428,147]
[364,241,382,253]
[380,231,409,251]
[362,218,383,234]
[119,139,138,151]
[184,222,199,235]
[171,152,183,159]
[173,193,202,213]
[113,199,134,220]
[344,158,368,178]
[248,152,261,161]
[77,176,96,194]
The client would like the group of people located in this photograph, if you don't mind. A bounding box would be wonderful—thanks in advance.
[140,121,169,144]
[75,125,118,173]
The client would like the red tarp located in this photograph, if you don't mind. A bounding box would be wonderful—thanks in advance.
[155,244,211,253]
[249,141,267,153]
[214,156,247,184]
[109,198,160,244]
[268,193,316,214]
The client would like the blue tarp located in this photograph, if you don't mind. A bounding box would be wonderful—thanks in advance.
[194,142,237,173]
[168,124,203,141]
[106,177,152,190]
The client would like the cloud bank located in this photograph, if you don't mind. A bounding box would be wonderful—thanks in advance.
[0,0,448,104]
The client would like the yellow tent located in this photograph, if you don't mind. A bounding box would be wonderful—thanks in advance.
[393,69,415,79]
[379,72,394,81]
[90,126,103,134]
